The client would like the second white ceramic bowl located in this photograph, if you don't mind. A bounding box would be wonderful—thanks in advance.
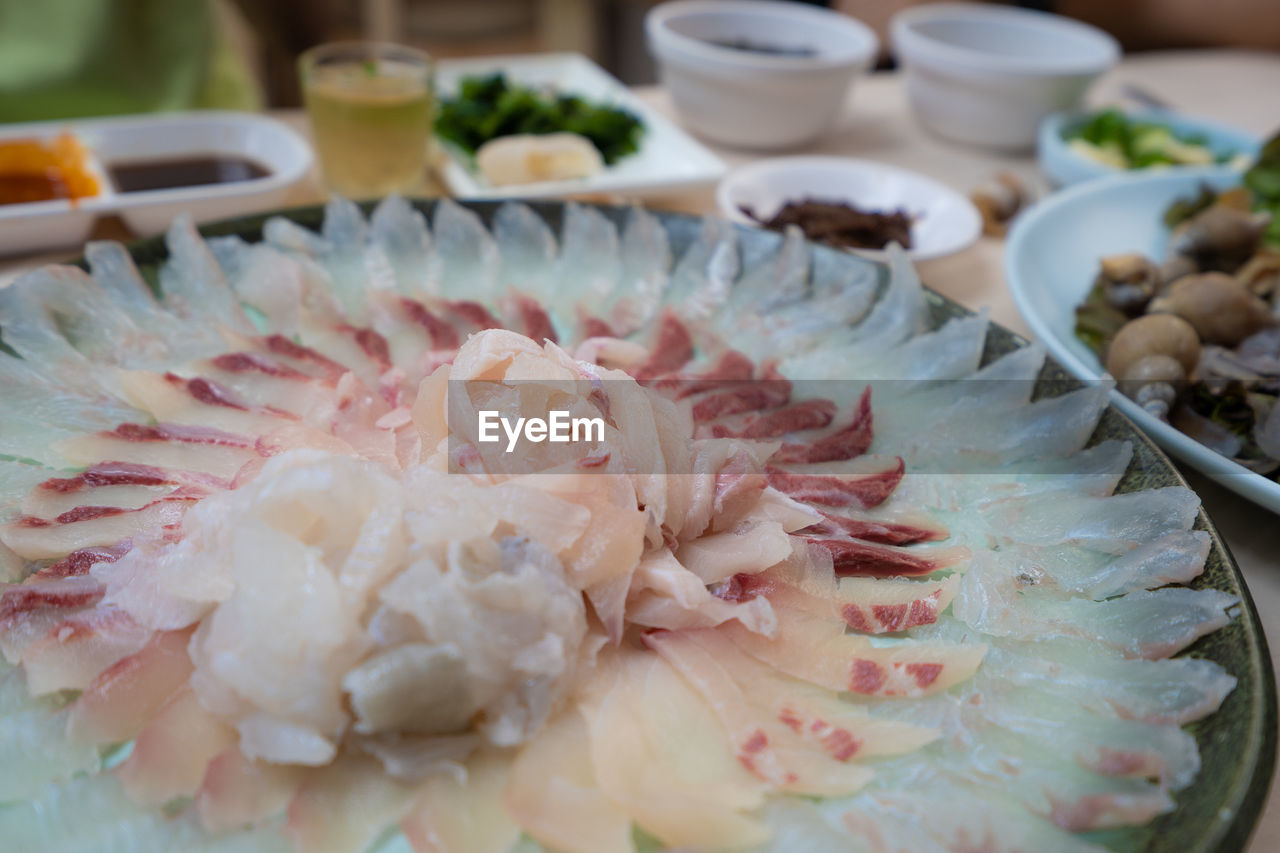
[891,3,1119,151]
[645,0,878,151]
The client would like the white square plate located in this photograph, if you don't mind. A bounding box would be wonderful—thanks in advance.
[434,53,727,200]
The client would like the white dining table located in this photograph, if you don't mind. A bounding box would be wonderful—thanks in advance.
[0,46,1277,852]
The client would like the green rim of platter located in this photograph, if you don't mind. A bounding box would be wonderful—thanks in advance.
[102,199,1276,853]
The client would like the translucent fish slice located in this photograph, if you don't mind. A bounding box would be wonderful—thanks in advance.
[0,660,100,802]
[608,206,671,335]
[159,217,255,335]
[492,201,557,306]
[369,196,433,298]
[432,198,501,303]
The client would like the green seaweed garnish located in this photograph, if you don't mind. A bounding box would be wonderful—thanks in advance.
[435,73,644,166]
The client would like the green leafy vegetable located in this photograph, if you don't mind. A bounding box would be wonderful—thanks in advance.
[1064,109,1232,170]
[435,73,645,166]
[1243,129,1280,247]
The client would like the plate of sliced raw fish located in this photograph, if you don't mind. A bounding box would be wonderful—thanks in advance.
[0,197,1272,853]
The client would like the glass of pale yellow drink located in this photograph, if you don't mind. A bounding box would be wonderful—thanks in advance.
[299,41,435,199]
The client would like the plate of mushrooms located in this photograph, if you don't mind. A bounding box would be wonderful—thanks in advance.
[1006,162,1280,513]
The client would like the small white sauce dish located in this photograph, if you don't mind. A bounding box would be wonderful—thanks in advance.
[717,155,983,261]
[645,0,878,151]
[1038,109,1259,187]
[890,2,1119,151]
[0,111,312,255]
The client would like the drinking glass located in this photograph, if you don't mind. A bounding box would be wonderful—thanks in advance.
[299,41,435,199]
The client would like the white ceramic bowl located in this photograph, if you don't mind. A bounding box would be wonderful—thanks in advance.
[645,0,878,151]
[717,156,982,261]
[1006,166,1280,513]
[890,3,1119,151]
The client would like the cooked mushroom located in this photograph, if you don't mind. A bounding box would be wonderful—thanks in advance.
[1168,204,1271,272]
[1105,313,1202,381]
[1095,253,1161,316]
[1148,272,1274,346]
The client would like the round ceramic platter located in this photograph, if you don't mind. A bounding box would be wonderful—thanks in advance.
[106,199,1273,853]
[1005,167,1280,515]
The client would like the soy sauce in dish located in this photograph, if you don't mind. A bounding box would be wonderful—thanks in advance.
[108,156,270,193]
[705,38,818,57]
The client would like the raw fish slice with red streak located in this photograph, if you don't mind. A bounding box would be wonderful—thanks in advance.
[767,456,906,509]
[804,506,947,545]
[722,605,986,698]
[15,604,152,695]
[805,537,969,578]
[21,462,226,519]
[1,497,193,562]
[52,422,261,482]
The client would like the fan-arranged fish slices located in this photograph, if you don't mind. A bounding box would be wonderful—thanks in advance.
[0,198,1240,853]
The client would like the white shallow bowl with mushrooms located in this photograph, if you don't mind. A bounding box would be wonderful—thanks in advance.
[1007,166,1280,513]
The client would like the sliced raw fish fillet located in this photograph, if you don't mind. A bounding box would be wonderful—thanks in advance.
[553,203,621,315]
[0,771,290,852]
[722,606,986,699]
[766,456,906,509]
[1,497,192,561]
[503,712,629,853]
[664,217,737,319]
[370,195,434,297]
[493,201,557,306]
[0,659,100,801]
[286,754,418,853]
[834,311,989,383]
[431,199,501,301]
[989,529,1210,600]
[727,226,811,318]
[780,245,926,376]
[982,486,1201,554]
[160,217,255,334]
[831,782,1109,853]
[66,626,194,745]
[118,686,237,806]
[608,205,671,334]
[955,556,1236,658]
[197,747,305,833]
[579,646,769,849]
[53,422,261,482]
